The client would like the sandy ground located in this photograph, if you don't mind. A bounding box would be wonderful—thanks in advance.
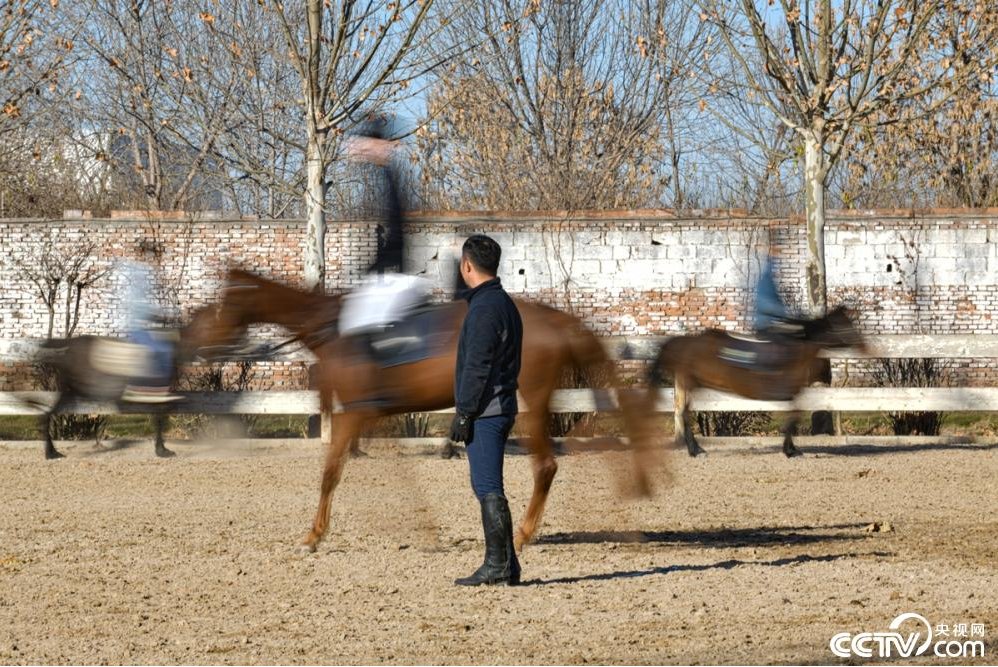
[0,435,995,665]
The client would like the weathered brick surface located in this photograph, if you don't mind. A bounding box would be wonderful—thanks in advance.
[1,210,996,390]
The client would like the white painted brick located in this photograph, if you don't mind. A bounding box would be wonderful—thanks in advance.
[649,232,682,246]
[960,229,987,244]
[666,245,695,259]
[925,228,958,244]
[565,259,602,281]
[695,244,729,259]
[824,245,846,260]
[573,244,614,261]
[933,243,966,258]
[963,244,990,259]
[500,244,526,261]
[959,259,990,284]
[837,230,866,245]
[630,245,669,260]
[616,259,657,286]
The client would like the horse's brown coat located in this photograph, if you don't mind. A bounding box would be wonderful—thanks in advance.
[199,269,661,551]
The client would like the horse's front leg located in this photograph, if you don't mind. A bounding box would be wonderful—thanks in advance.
[782,409,803,458]
[153,410,174,458]
[617,387,660,497]
[675,377,705,457]
[514,406,558,552]
[300,411,363,553]
[41,392,68,460]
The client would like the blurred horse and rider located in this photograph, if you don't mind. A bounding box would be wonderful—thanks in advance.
[647,241,866,458]
[27,110,866,588]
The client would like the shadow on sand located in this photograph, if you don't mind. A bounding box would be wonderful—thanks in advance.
[535,522,875,549]
[803,441,998,457]
[524,523,894,585]
[524,550,895,585]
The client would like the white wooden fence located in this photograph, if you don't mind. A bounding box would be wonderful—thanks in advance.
[1,335,997,418]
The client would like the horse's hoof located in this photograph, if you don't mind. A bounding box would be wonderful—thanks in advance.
[784,447,803,458]
[626,473,653,498]
[45,449,65,460]
[296,542,317,555]
[513,530,528,554]
[687,445,707,457]
[156,447,176,458]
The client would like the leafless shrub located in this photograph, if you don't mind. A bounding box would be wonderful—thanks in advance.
[868,358,949,436]
[548,364,612,439]
[694,411,771,437]
[175,360,267,438]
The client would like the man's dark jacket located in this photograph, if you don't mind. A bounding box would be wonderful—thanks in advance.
[454,277,522,418]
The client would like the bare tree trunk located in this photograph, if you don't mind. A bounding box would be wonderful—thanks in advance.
[301,0,327,291]
[664,102,683,209]
[303,131,327,290]
[46,300,56,340]
[145,129,163,209]
[64,282,73,338]
[803,133,827,316]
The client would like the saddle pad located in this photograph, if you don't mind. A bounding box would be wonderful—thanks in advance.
[370,305,452,368]
[718,333,794,373]
[91,339,152,377]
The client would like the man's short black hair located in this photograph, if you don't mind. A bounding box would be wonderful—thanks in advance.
[462,234,501,276]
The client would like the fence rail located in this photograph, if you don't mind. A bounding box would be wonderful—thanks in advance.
[3,386,998,417]
[4,335,998,363]
[1,334,997,422]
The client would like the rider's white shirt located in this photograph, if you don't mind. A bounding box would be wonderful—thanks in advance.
[338,273,432,335]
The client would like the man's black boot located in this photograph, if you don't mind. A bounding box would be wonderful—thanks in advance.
[455,494,521,586]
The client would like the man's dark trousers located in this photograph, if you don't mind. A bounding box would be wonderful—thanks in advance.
[466,415,515,499]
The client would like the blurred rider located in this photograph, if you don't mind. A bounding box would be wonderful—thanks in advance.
[120,241,178,402]
[753,246,795,338]
[338,116,431,347]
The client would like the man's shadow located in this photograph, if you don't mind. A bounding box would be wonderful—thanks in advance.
[524,550,895,586]
[523,523,893,585]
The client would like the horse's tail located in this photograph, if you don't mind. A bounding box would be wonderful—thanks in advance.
[565,319,612,378]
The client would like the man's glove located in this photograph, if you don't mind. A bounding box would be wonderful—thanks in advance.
[449,413,473,444]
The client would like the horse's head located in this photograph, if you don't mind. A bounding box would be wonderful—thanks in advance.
[178,302,248,362]
[181,267,342,360]
[808,306,868,353]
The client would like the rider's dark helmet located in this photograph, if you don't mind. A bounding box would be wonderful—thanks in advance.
[352,115,392,140]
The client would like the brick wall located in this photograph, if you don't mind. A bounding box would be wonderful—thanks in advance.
[1,209,996,390]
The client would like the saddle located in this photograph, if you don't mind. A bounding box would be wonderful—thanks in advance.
[717,332,802,400]
[360,303,452,368]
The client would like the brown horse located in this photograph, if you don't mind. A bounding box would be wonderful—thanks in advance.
[198,268,660,553]
[32,306,226,459]
[647,306,867,458]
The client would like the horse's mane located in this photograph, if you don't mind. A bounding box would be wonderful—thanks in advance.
[227,266,293,289]
[225,267,340,303]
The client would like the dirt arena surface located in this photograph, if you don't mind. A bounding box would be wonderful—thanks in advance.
[0,436,995,665]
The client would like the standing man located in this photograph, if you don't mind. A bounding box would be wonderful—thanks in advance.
[450,234,523,587]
